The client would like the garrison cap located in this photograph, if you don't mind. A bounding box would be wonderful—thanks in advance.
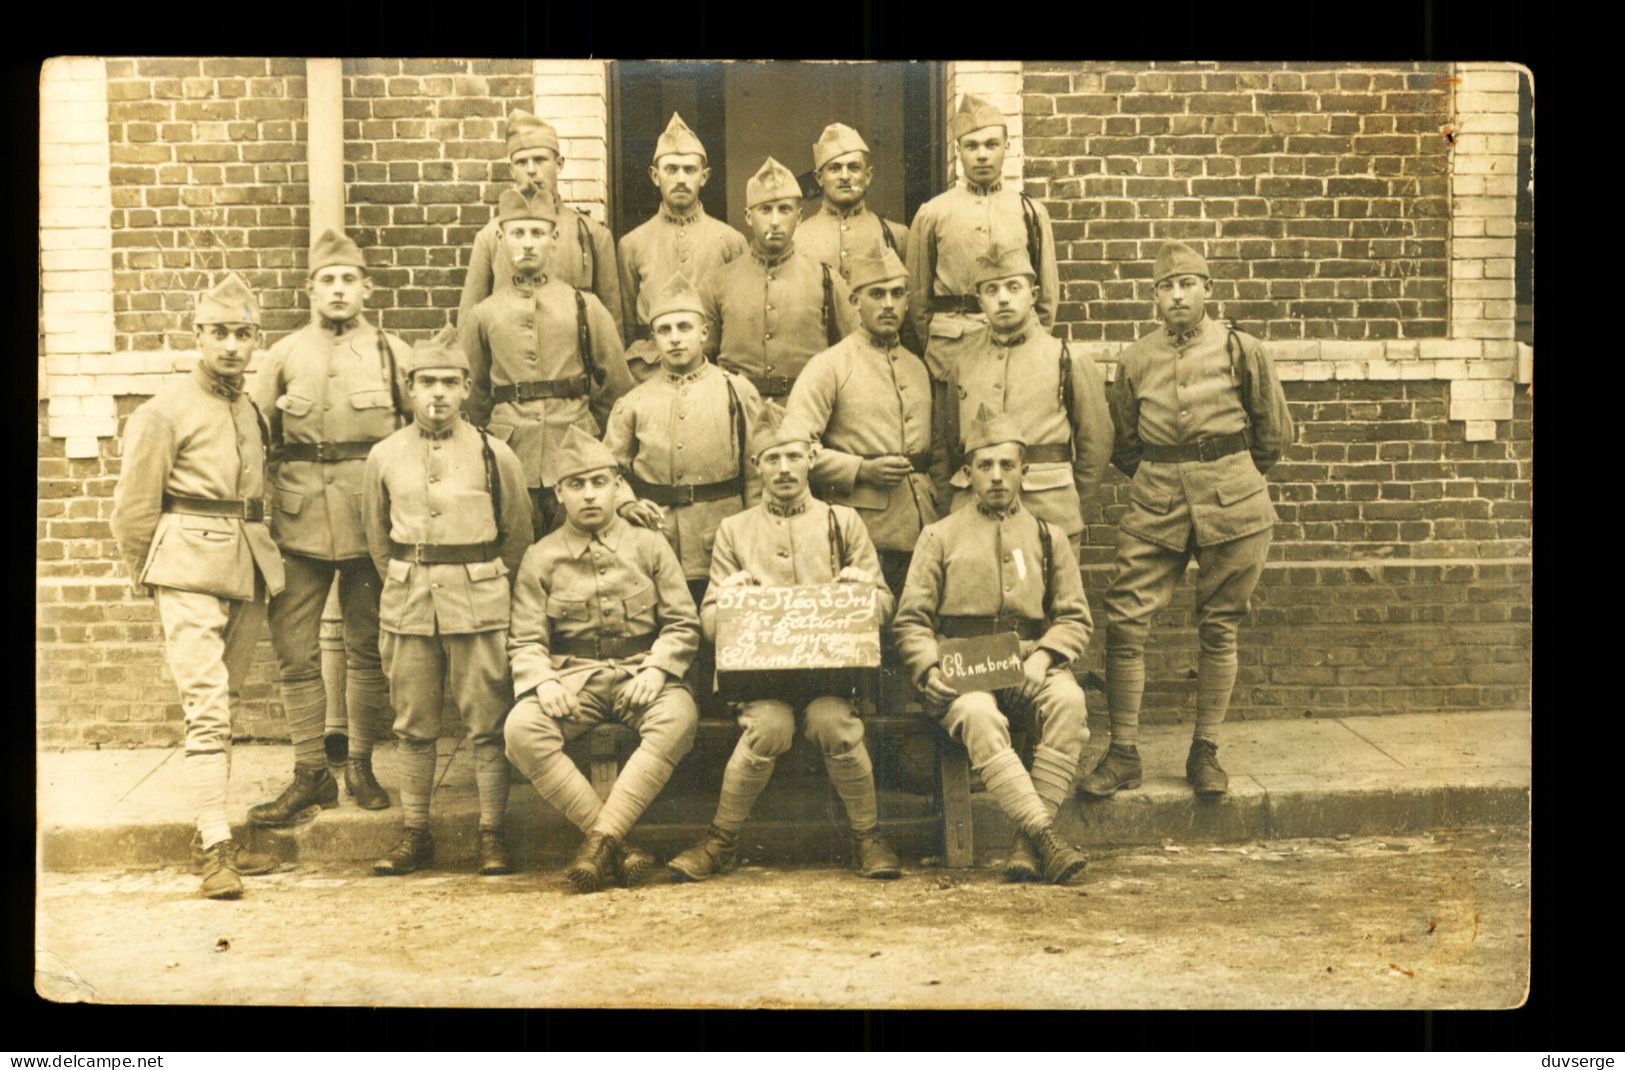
[506,109,560,157]
[308,228,367,275]
[194,271,260,326]
[747,401,813,460]
[646,273,706,323]
[948,94,1007,143]
[653,112,707,163]
[553,423,620,483]
[745,156,802,209]
[813,122,870,170]
[496,187,559,226]
[1153,241,1210,283]
[403,325,469,377]
[972,243,1037,287]
[964,402,1028,456]
[847,244,908,292]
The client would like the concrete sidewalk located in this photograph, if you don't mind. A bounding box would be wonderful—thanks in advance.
[37,710,1531,872]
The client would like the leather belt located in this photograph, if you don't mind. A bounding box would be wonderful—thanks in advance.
[162,494,265,522]
[1022,442,1073,465]
[494,377,590,403]
[929,294,982,315]
[629,475,743,506]
[273,440,375,463]
[861,451,933,474]
[937,615,1046,641]
[1140,432,1249,464]
[745,374,795,398]
[551,633,657,659]
[388,541,497,564]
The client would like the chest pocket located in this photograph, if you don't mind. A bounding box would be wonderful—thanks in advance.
[546,595,592,622]
[623,582,658,621]
[349,390,394,411]
[276,394,315,418]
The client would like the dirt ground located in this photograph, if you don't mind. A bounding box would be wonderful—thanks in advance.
[34,827,1529,1010]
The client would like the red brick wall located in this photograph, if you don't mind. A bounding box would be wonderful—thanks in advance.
[1023,62,1453,343]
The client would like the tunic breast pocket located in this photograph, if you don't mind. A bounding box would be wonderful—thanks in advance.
[622,583,658,631]
[545,595,592,623]
[465,559,512,629]
[348,389,397,435]
[275,393,316,428]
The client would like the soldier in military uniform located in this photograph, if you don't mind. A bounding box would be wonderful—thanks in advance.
[699,156,859,403]
[246,230,408,828]
[893,405,1093,885]
[362,328,534,876]
[1080,242,1294,800]
[905,95,1061,454]
[786,244,934,598]
[668,404,901,883]
[936,245,1112,557]
[618,113,748,384]
[457,109,625,341]
[111,273,286,899]
[797,123,909,284]
[462,188,633,536]
[503,426,703,893]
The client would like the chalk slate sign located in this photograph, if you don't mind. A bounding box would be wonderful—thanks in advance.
[936,632,1026,693]
[713,583,880,700]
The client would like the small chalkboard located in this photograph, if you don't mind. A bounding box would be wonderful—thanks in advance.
[713,583,881,700]
[936,632,1027,693]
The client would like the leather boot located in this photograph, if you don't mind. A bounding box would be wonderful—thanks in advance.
[191,831,276,877]
[247,766,339,827]
[853,830,901,880]
[1186,738,1229,797]
[1032,825,1089,885]
[372,828,433,876]
[197,839,244,900]
[478,829,513,876]
[1002,830,1042,883]
[616,842,657,888]
[345,756,390,811]
[1077,743,1143,799]
[667,825,739,883]
[563,832,619,894]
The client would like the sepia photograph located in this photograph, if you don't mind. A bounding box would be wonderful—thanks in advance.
[34,56,1533,1012]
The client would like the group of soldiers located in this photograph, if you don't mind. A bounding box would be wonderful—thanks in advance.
[110,93,1293,901]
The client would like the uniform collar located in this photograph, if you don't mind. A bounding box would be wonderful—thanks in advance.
[663,361,713,386]
[963,177,1004,196]
[416,420,458,440]
[866,330,901,351]
[764,491,813,517]
[659,204,707,226]
[975,498,1023,520]
[193,362,244,400]
[751,244,796,269]
[820,200,870,220]
[1164,313,1209,349]
[319,314,364,336]
[510,273,549,297]
[561,513,625,556]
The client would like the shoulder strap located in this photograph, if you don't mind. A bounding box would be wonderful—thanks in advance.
[377,329,406,428]
[245,394,272,456]
[723,372,748,507]
[478,428,504,543]
[576,212,595,291]
[827,505,845,577]
[1058,337,1076,462]
[946,379,964,474]
[879,216,898,253]
[822,262,841,347]
[1036,515,1055,622]
[1020,194,1043,282]
[576,288,603,386]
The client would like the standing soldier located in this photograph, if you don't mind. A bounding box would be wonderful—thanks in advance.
[457,109,625,341]
[906,95,1061,448]
[699,156,859,402]
[503,426,703,894]
[362,327,534,876]
[786,244,934,597]
[893,406,1093,885]
[246,230,407,828]
[937,245,1112,557]
[797,123,909,283]
[668,404,901,883]
[111,273,286,899]
[462,188,633,535]
[618,113,748,384]
[1081,242,1293,800]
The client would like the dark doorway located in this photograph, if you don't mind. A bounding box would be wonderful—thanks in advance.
[610,61,943,239]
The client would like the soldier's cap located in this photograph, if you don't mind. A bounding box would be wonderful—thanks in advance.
[847,243,908,292]
[194,271,260,326]
[972,243,1037,288]
[813,122,870,170]
[553,423,621,483]
[646,272,706,324]
[506,108,560,157]
[745,156,802,209]
[403,325,470,377]
[1153,240,1210,283]
[964,402,1028,457]
[948,93,1007,143]
[653,112,707,163]
[496,187,559,227]
[748,401,815,460]
[308,228,368,276]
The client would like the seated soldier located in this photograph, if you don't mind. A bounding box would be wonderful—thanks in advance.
[892,404,1093,884]
[668,404,901,883]
[504,425,702,894]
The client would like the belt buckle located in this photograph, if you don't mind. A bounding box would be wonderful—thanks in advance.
[676,485,695,506]
[1197,438,1219,462]
[412,543,428,564]
[314,441,338,463]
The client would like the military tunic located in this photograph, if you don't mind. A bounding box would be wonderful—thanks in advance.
[699,246,859,399]
[461,277,633,489]
[618,205,748,381]
[601,362,763,581]
[458,204,626,341]
[938,322,1113,541]
[798,201,909,283]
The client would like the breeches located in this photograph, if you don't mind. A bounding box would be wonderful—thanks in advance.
[933,671,1089,768]
[504,668,699,774]
[1103,527,1271,656]
[735,695,866,760]
[266,553,381,681]
[380,628,512,745]
[154,585,265,756]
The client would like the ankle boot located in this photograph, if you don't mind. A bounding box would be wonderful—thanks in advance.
[563,832,619,894]
[853,830,902,880]
[372,828,434,876]
[197,838,245,900]
[1002,830,1042,883]
[1186,738,1229,797]
[616,842,657,888]
[345,756,390,811]
[1032,825,1089,885]
[190,831,276,877]
[247,766,339,827]
[667,825,740,883]
[1077,743,1142,799]
[478,829,513,876]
